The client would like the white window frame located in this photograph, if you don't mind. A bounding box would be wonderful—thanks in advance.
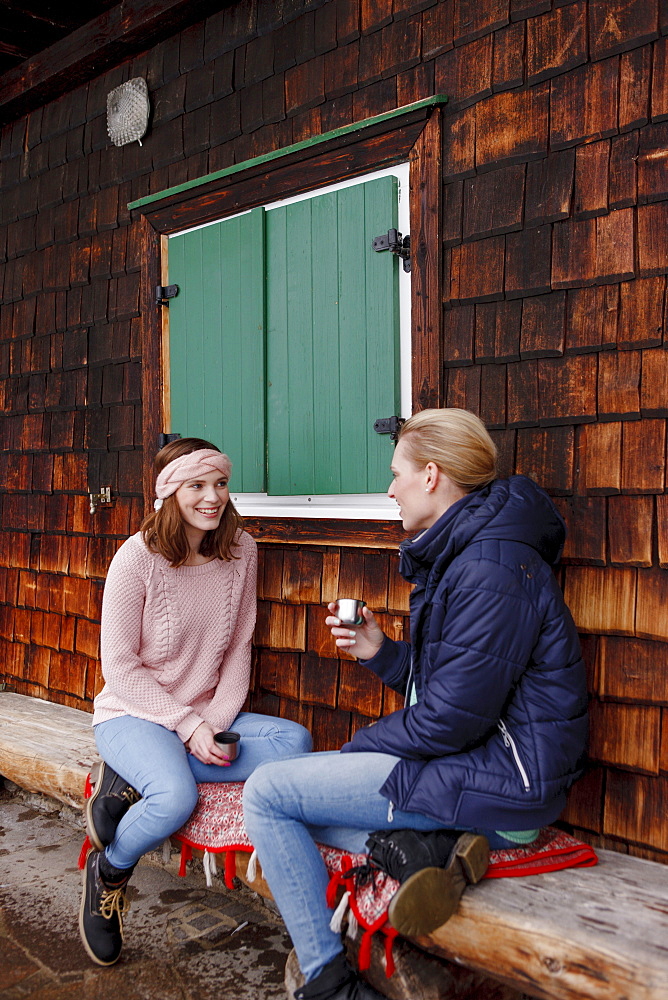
[169,163,411,519]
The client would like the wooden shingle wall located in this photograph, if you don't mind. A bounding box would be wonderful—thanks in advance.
[0,0,666,862]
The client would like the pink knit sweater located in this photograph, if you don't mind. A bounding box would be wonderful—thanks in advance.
[93,530,257,743]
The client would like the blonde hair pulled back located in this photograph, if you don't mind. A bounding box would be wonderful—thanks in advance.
[397,408,497,492]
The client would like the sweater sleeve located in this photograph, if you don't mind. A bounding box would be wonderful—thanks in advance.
[200,532,258,733]
[99,538,210,741]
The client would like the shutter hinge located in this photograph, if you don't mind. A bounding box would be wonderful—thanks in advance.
[156,284,179,305]
[374,416,405,441]
[372,229,411,272]
[158,433,181,450]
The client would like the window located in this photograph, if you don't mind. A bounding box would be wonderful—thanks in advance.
[166,165,410,518]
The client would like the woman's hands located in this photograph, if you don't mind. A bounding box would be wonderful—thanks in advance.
[325,603,385,660]
[185,721,232,766]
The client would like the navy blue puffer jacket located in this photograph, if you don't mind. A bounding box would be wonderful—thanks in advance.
[342,475,588,831]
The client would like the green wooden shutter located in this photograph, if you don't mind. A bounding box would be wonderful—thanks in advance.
[265,176,400,495]
[167,208,266,492]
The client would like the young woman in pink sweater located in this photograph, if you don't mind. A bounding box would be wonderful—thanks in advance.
[79,438,312,967]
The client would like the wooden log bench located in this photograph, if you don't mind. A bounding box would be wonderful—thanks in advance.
[2,691,668,1000]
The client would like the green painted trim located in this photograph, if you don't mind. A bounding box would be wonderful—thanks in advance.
[128,95,448,211]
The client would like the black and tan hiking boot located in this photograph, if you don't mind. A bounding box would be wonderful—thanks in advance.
[79,849,133,966]
[294,951,388,1000]
[364,828,489,937]
[86,761,140,850]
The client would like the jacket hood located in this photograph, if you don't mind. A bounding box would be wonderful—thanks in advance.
[400,475,566,586]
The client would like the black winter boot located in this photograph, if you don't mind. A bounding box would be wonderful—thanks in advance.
[79,849,134,966]
[294,952,388,1000]
[86,761,140,850]
[365,828,489,938]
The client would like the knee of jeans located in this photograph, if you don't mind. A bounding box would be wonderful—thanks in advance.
[288,723,313,754]
[242,761,281,820]
[147,777,199,829]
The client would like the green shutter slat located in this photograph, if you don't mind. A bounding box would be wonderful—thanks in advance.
[168,209,266,492]
[266,176,400,495]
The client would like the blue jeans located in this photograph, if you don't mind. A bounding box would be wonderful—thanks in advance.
[243,751,516,982]
[94,712,312,870]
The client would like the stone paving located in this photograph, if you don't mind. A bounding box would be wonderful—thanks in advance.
[0,786,292,1000]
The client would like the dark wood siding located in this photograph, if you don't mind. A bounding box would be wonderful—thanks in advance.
[0,0,667,864]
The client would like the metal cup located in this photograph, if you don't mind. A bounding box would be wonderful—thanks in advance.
[213,730,240,760]
[336,599,366,626]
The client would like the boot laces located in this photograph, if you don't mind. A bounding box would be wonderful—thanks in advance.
[99,885,131,936]
[121,786,140,805]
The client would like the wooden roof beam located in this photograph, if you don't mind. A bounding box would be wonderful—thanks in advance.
[0,0,231,126]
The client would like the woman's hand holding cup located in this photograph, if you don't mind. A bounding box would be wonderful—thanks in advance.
[326,600,385,660]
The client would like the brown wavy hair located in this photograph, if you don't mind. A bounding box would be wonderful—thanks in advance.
[140,437,244,567]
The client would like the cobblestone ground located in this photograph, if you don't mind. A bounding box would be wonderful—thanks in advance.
[0,787,292,1000]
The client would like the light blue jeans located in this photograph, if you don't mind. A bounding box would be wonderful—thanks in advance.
[242,751,516,982]
[94,712,312,870]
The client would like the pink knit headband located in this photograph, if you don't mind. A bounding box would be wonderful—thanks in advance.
[153,450,232,510]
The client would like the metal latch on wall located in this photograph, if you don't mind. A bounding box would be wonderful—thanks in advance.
[372,229,411,272]
[374,416,405,442]
[156,284,179,305]
[89,487,112,515]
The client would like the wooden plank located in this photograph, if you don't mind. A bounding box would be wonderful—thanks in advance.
[425,848,668,1000]
[608,495,654,566]
[588,700,661,774]
[442,107,476,181]
[505,226,552,299]
[589,0,659,59]
[298,653,339,709]
[538,354,597,426]
[462,164,525,241]
[563,565,636,634]
[636,567,668,641]
[246,519,405,549]
[637,201,668,276]
[476,84,549,170]
[597,350,641,421]
[652,35,668,121]
[452,0,508,44]
[255,650,300,701]
[638,122,668,205]
[338,658,383,717]
[492,20,525,93]
[480,363,507,429]
[552,218,597,288]
[507,359,538,427]
[443,305,475,366]
[435,34,493,111]
[658,495,668,568]
[449,237,505,304]
[599,635,668,703]
[520,292,565,357]
[446,365,482,414]
[515,427,574,495]
[595,209,635,284]
[0,691,97,807]
[609,132,638,210]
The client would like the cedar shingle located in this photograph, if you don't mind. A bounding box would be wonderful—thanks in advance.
[638,123,668,205]
[452,0,508,44]
[507,359,538,427]
[657,495,668,568]
[443,305,475,366]
[479,363,507,429]
[256,650,300,701]
[550,58,619,149]
[651,35,668,121]
[638,201,668,276]
[640,347,668,417]
[526,0,587,85]
[560,766,604,832]
[299,653,339,708]
[396,62,436,107]
[589,0,659,60]
[582,421,622,494]
[516,426,574,494]
[573,140,609,219]
[387,553,411,613]
[492,20,525,93]
[563,564,636,634]
[604,771,668,852]
[520,291,565,357]
[360,0,393,34]
[619,47,651,133]
[324,41,359,99]
[589,700,661,775]
[446,365,481,414]
[608,495,654,566]
[476,84,549,170]
[510,0,550,21]
[442,107,476,180]
[338,658,383,716]
[599,635,668,703]
[595,209,635,284]
[618,277,665,350]
[552,217,597,288]
[462,164,525,241]
[443,181,463,247]
[285,56,325,115]
[621,419,666,493]
[435,34,493,111]
[538,354,597,425]
[609,132,638,210]
[598,349,641,420]
[555,495,606,564]
[449,237,505,304]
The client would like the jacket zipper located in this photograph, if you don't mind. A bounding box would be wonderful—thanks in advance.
[498,720,531,791]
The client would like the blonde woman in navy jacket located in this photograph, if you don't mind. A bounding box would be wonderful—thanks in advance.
[243,408,588,1000]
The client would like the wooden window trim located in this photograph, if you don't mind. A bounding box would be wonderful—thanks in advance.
[136,100,443,549]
